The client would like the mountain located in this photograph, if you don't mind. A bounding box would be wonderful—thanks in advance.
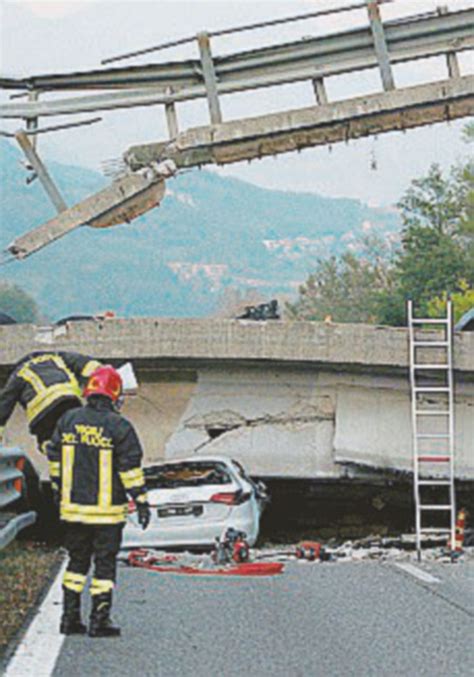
[0,139,400,320]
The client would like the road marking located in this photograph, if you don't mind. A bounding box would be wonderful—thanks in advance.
[392,562,441,584]
[5,560,67,677]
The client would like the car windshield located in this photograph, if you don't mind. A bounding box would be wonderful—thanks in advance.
[145,462,232,489]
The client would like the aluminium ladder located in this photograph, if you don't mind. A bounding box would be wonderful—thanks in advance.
[407,300,456,561]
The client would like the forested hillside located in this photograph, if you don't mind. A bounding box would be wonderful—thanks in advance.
[0,139,399,320]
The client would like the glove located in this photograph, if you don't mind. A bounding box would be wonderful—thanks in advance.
[137,502,151,530]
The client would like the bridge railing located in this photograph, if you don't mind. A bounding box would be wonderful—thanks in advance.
[0,6,472,125]
[0,447,37,550]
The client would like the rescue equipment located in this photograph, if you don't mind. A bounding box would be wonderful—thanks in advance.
[407,300,457,562]
[211,528,250,565]
[447,508,467,553]
[295,541,321,561]
[127,549,284,577]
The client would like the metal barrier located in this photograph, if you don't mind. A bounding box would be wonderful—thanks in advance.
[0,447,37,550]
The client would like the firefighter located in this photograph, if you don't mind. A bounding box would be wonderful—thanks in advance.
[0,351,101,453]
[47,365,151,637]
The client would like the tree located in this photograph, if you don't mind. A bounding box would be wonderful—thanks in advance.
[427,280,474,323]
[0,279,40,323]
[287,234,396,323]
[377,163,473,324]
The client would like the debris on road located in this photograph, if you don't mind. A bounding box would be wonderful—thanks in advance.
[125,548,284,577]
[120,529,473,578]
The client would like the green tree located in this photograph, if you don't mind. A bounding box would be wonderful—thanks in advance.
[377,163,472,324]
[0,279,40,323]
[427,280,474,323]
[287,234,395,323]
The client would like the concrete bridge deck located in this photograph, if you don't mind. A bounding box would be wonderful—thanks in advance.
[0,319,472,482]
[0,318,473,372]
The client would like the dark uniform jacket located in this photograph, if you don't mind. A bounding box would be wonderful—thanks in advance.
[47,396,148,525]
[0,351,101,436]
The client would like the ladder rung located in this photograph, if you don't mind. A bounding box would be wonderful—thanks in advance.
[419,504,452,510]
[415,410,449,416]
[418,455,451,462]
[414,387,450,393]
[418,480,451,485]
[416,433,450,439]
[420,528,451,534]
[413,364,449,370]
[411,318,449,324]
[413,341,449,347]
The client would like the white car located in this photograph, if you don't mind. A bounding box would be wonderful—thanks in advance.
[122,456,269,549]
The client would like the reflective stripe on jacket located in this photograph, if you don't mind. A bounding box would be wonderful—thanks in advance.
[0,351,101,430]
[47,396,147,525]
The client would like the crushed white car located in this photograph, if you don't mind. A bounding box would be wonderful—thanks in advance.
[122,456,269,549]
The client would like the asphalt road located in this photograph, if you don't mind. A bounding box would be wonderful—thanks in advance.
[52,560,473,677]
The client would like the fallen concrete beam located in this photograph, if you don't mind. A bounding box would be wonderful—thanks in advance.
[6,165,172,260]
[125,76,474,169]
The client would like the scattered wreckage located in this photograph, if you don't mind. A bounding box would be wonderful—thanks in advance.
[121,505,470,576]
[122,527,473,578]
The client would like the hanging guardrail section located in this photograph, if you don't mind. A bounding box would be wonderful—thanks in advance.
[0,447,37,550]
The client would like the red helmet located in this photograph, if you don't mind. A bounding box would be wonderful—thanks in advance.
[83,365,122,402]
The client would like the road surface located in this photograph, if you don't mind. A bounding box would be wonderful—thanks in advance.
[6,559,474,677]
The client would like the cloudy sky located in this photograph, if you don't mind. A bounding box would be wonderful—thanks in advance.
[1,0,473,206]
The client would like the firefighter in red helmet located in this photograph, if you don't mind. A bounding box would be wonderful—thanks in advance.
[47,365,151,637]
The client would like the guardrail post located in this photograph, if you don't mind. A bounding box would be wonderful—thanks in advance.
[367,0,395,91]
[438,6,461,79]
[312,77,328,105]
[15,129,68,213]
[26,90,39,149]
[197,31,223,125]
[165,87,179,138]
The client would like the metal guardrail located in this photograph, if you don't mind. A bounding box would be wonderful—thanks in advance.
[0,7,472,120]
[0,447,37,550]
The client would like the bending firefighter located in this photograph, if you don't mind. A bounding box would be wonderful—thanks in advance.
[47,365,151,638]
[0,351,101,452]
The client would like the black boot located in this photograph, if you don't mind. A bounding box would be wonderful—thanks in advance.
[88,593,121,638]
[60,589,87,635]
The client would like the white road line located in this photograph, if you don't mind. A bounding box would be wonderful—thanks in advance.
[5,560,67,677]
[392,562,441,584]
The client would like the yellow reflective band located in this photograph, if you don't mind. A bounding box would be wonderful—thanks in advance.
[82,360,101,377]
[26,382,82,424]
[135,493,149,504]
[28,353,58,366]
[0,426,4,440]
[99,449,112,509]
[90,578,114,596]
[40,441,50,455]
[18,364,46,394]
[62,444,75,505]
[119,467,145,489]
[60,502,128,525]
[48,461,60,478]
[63,571,87,593]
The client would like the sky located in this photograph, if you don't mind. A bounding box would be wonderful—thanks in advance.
[0,0,473,206]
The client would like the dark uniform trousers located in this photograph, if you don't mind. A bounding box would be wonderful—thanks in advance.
[64,523,124,594]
